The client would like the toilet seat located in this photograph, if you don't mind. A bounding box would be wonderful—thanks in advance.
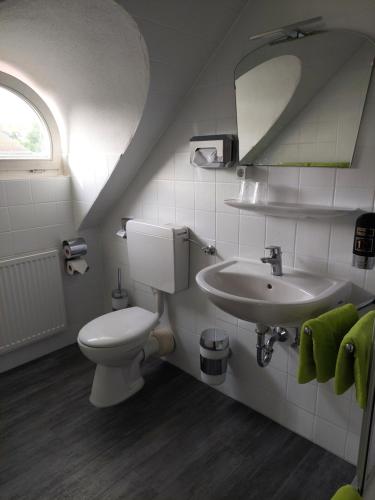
[78,307,159,350]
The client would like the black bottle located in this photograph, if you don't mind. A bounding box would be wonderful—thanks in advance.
[353,213,375,269]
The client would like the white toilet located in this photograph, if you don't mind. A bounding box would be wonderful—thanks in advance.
[78,221,189,408]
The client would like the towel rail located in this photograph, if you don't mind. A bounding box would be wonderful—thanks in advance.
[303,297,375,354]
[357,297,375,312]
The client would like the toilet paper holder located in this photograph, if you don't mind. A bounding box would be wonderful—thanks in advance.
[62,237,89,275]
[62,237,87,259]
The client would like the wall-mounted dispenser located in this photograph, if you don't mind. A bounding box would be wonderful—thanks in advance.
[353,213,375,270]
[190,134,236,168]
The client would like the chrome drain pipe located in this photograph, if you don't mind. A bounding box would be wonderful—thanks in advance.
[256,324,289,367]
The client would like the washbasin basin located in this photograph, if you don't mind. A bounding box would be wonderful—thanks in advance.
[196,258,352,326]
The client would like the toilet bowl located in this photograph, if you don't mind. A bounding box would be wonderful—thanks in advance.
[78,306,160,407]
[78,221,190,407]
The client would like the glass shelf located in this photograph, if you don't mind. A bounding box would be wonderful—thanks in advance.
[224,199,363,219]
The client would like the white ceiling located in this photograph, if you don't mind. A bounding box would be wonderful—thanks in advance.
[81,0,248,227]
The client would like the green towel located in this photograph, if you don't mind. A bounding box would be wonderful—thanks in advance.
[335,310,375,409]
[331,485,362,500]
[298,304,358,384]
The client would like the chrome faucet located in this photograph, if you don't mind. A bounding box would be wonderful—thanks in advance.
[261,246,283,276]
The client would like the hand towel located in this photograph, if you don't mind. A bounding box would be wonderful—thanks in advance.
[335,310,375,408]
[298,304,358,384]
[331,485,362,500]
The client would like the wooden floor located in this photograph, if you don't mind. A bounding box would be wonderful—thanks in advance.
[1,345,355,500]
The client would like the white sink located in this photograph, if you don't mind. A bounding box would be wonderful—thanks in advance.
[196,258,352,326]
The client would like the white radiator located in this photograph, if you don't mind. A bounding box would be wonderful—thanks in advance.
[0,250,67,354]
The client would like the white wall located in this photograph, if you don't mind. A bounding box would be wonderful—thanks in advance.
[0,0,150,226]
[101,0,375,465]
[81,0,247,228]
[0,176,105,371]
[365,475,375,499]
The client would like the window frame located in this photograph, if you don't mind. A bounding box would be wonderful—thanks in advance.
[0,72,62,172]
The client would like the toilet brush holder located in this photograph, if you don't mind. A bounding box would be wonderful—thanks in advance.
[111,268,128,311]
[111,288,128,311]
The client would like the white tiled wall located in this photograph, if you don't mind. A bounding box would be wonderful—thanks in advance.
[101,0,375,464]
[0,178,72,257]
[0,177,105,371]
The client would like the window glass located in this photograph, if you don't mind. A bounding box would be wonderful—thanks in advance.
[0,86,51,159]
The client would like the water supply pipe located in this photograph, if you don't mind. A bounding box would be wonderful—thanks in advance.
[256,323,289,367]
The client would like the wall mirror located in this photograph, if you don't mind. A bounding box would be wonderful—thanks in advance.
[235,30,375,167]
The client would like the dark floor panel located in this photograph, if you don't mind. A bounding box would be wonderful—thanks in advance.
[0,345,355,500]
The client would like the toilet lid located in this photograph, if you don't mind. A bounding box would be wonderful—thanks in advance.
[78,307,159,348]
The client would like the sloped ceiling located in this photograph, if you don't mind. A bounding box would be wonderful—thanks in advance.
[81,0,247,228]
[0,0,149,228]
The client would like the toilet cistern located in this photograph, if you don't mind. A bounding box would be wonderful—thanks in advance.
[260,246,283,276]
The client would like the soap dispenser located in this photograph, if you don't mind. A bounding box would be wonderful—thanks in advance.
[352,213,375,270]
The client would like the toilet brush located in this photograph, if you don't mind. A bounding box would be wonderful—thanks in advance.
[111,268,128,310]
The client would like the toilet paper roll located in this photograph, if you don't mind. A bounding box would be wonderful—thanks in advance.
[150,328,176,356]
[65,258,89,275]
[63,238,87,259]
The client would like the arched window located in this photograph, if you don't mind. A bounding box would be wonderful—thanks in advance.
[0,86,51,159]
[0,72,61,173]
